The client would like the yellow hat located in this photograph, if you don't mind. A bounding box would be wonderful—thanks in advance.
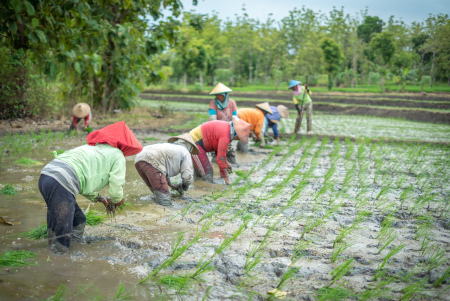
[72,103,91,118]
[255,102,273,115]
[269,119,280,124]
[167,133,200,155]
[232,119,251,145]
[277,105,289,119]
[209,82,232,95]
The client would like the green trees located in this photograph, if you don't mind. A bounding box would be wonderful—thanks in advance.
[0,0,197,114]
[370,31,396,93]
[320,38,343,91]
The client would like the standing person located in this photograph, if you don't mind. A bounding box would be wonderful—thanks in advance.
[38,121,142,254]
[288,80,313,134]
[237,102,273,151]
[189,119,251,185]
[69,103,92,132]
[134,134,200,206]
[262,105,290,146]
[208,82,238,163]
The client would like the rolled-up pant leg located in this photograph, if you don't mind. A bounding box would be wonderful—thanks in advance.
[191,145,214,183]
[236,140,249,153]
[305,102,312,132]
[38,174,85,254]
[135,161,171,206]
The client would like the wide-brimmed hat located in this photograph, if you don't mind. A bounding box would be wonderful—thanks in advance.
[255,102,273,115]
[277,105,289,119]
[288,80,301,89]
[72,103,91,118]
[209,82,232,95]
[168,133,200,155]
[269,119,280,124]
[232,119,251,145]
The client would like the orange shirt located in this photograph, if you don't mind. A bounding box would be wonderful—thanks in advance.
[237,108,265,139]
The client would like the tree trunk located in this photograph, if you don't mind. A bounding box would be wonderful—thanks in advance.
[429,52,436,87]
[380,76,384,94]
[248,47,253,85]
[351,52,357,88]
[184,72,187,89]
[199,69,203,85]
[254,51,262,85]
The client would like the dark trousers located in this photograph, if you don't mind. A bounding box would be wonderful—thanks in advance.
[38,174,86,250]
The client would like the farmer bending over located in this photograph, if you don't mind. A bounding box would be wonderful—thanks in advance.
[39,121,142,255]
[189,119,251,184]
[208,82,239,164]
[134,134,199,206]
[69,103,91,132]
[237,102,273,151]
[262,105,290,146]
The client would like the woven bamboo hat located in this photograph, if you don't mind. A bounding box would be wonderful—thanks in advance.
[288,80,301,89]
[232,119,251,145]
[72,103,91,118]
[209,82,232,95]
[277,105,289,119]
[255,102,273,115]
[168,133,200,155]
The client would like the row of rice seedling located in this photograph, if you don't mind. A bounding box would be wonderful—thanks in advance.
[0,129,77,159]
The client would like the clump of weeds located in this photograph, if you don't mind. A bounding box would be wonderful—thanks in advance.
[0,184,17,196]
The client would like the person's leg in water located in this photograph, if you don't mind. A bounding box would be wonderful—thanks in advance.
[39,175,85,254]
[135,161,171,206]
[191,145,214,183]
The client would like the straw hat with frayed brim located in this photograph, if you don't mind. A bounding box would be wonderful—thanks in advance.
[277,105,289,119]
[270,119,280,124]
[232,119,251,145]
[167,133,200,155]
[255,102,273,115]
[73,103,91,118]
[209,82,232,95]
[288,80,301,89]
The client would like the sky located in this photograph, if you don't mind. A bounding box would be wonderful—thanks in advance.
[179,0,449,25]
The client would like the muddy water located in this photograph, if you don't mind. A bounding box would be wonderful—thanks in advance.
[1,132,450,300]
[0,133,267,300]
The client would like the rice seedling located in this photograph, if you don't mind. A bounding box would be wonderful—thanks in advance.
[0,184,17,196]
[46,284,68,301]
[113,283,134,300]
[400,277,429,301]
[85,210,106,226]
[22,223,47,239]
[300,202,342,239]
[157,275,193,295]
[0,250,37,267]
[328,258,354,287]
[423,244,447,274]
[272,265,301,295]
[375,243,405,279]
[330,242,353,263]
[316,284,354,301]
[14,157,43,166]
[357,271,394,301]
[434,267,450,287]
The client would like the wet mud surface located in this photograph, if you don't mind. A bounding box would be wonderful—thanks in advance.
[1,131,449,300]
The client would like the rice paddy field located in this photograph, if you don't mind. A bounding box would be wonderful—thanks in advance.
[0,99,450,300]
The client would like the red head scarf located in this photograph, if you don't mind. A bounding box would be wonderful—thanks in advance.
[86,121,142,156]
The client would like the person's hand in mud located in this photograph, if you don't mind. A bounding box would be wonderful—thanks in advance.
[227,162,233,174]
[260,142,266,148]
[96,195,110,207]
[224,177,231,185]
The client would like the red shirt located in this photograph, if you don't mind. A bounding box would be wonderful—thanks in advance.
[201,120,231,178]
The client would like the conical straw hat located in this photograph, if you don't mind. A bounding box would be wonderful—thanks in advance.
[73,103,91,118]
[167,133,200,155]
[288,80,301,89]
[255,102,273,115]
[277,105,289,119]
[269,119,280,124]
[209,82,232,95]
[232,118,251,145]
